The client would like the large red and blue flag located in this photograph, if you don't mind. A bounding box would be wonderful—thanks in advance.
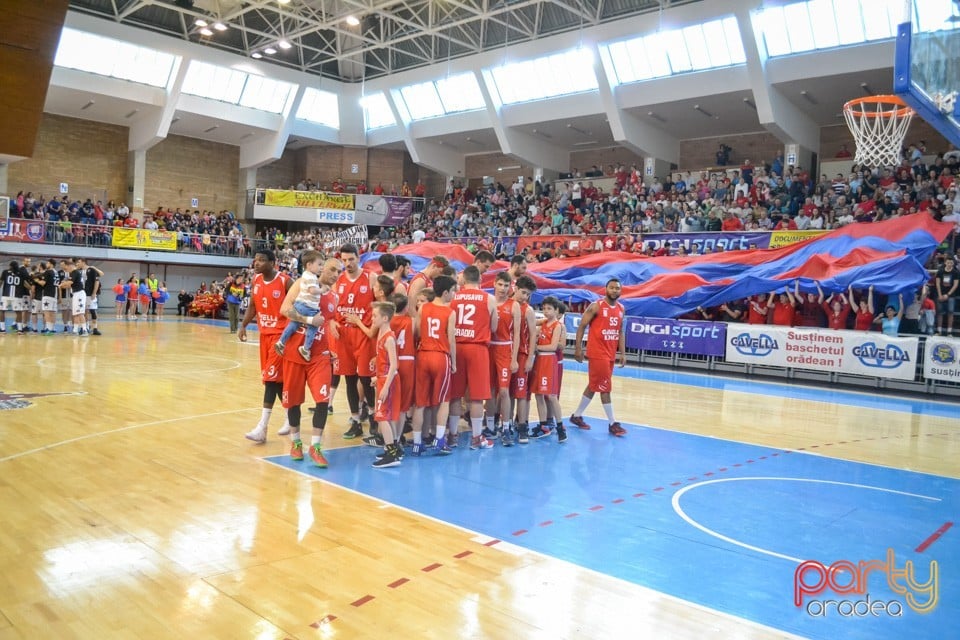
[360,216,952,317]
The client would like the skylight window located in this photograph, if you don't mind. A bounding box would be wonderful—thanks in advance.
[54,27,177,88]
[753,0,903,58]
[361,93,396,129]
[601,17,746,85]
[181,61,295,113]
[295,88,340,128]
[490,48,598,105]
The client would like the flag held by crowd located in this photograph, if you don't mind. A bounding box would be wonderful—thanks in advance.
[362,216,953,318]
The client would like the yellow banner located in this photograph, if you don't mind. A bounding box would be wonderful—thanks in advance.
[112,228,177,251]
[263,189,355,210]
[768,230,826,249]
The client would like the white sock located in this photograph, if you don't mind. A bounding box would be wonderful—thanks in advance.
[311,435,321,445]
[436,424,446,439]
[485,415,494,430]
[73,325,79,333]
[258,408,272,429]
[574,395,591,417]
[471,417,483,437]
[413,432,422,444]
[603,403,615,423]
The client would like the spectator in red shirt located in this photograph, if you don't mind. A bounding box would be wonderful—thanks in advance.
[746,295,769,324]
[721,211,744,231]
[820,283,853,330]
[768,289,797,326]
[356,180,368,194]
[794,281,825,327]
[851,285,875,331]
[372,183,384,195]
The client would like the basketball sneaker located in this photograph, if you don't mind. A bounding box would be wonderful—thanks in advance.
[372,445,401,468]
[432,436,452,456]
[277,423,291,436]
[343,420,364,439]
[569,415,590,430]
[517,423,530,444]
[91,328,102,336]
[290,440,304,461]
[363,432,385,447]
[608,422,627,437]
[529,423,551,439]
[470,435,494,450]
[309,444,328,467]
[501,424,515,447]
[557,425,568,443]
[244,426,267,444]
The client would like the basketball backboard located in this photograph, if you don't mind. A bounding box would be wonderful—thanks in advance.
[894,0,960,147]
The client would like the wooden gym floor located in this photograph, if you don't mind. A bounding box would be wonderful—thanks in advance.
[0,317,956,639]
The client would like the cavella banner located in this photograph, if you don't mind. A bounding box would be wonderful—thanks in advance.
[354,195,415,226]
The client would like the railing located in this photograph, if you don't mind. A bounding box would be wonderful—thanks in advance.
[0,217,268,257]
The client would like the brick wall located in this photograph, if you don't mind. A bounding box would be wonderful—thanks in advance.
[256,150,298,189]
[570,146,646,174]
[678,131,784,172]
[144,134,240,213]
[7,113,127,205]
[465,152,534,184]
[366,148,405,191]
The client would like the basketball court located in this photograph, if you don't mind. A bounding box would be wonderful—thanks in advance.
[0,317,956,639]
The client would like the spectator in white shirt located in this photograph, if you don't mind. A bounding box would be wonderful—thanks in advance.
[795,211,812,230]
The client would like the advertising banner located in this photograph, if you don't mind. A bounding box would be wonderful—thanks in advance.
[354,195,415,226]
[923,337,960,383]
[112,228,177,251]
[724,325,919,381]
[263,189,355,211]
[626,317,727,356]
[768,230,827,248]
[640,232,771,253]
[0,220,46,243]
[516,235,602,257]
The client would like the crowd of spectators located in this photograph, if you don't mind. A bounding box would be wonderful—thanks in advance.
[7,192,254,255]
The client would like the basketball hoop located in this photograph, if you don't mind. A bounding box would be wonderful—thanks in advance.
[843,95,914,167]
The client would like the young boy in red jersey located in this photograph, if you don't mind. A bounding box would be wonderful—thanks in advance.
[371,301,403,468]
[531,296,566,442]
[486,271,521,446]
[510,276,539,445]
[411,275,458,455]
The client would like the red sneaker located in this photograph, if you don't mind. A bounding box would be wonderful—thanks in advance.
[608,422,627,437]
[309,444,328,468]
[569,415,590,430]
[290,440,304,460]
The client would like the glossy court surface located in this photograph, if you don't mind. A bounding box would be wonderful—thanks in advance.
[0,317,956,639]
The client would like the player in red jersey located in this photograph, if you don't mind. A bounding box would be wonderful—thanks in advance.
[331,243,378,440]
[504,254,528,296]
[510,276,539,444]
[411,275,458,456]
[487,271,521,446]
[448,265,499,450]
[388,293,416,442]
[280,258,343,467]
[569,278,627,437]
[241,249,294,443]
[530,296,566,443]
[370,301,403,468]
[406,255,449,312]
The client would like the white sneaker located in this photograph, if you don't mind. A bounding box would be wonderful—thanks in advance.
[244,426,267,444]
[277,423,292,436]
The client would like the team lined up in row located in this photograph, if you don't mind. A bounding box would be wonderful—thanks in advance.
[239,246,627,468]
[0,257,104,336]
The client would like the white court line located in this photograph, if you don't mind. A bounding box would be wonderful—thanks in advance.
[0,408,257,463]
[261,458,807,640]
[671,476,942,564]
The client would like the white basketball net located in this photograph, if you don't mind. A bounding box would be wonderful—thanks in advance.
[843,99,914,167]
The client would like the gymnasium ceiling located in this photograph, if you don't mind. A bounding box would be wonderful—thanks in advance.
[66,0,697,82]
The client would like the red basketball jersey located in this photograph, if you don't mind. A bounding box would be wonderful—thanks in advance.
[390,314,415,359]
[517,302,532,355]
[538,319,561,349]
[335,271,375,326]
[451,289,492,344]
[418,303,453,353]
[375,329,396,377]
[586,299,624,361]
[492,299,515,344]
[251,272,291,336]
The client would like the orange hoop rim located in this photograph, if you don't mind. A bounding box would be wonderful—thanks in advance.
[843,95,915,119]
